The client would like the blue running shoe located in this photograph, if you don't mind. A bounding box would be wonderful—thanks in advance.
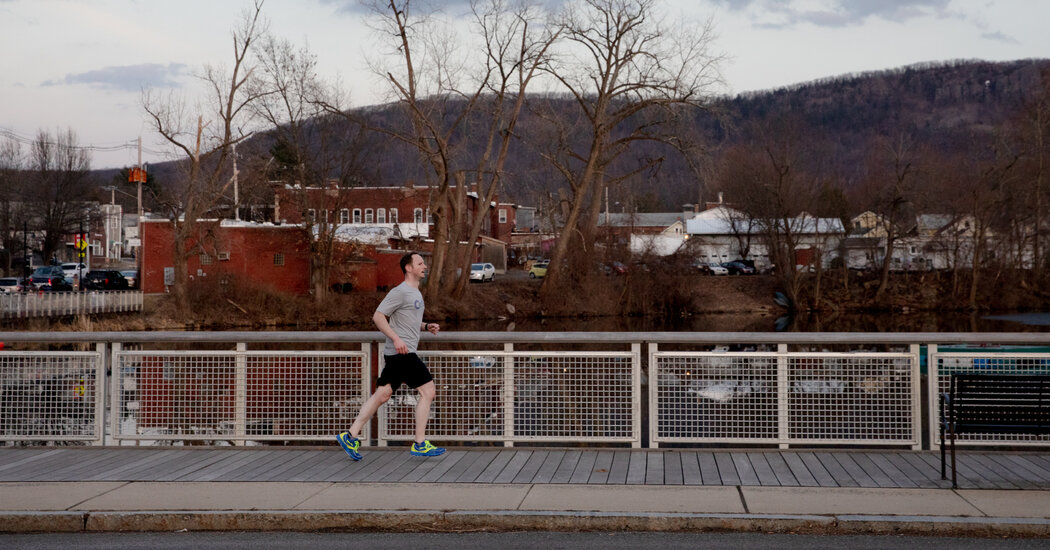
[337,432,362,461]
[410,440,446,457]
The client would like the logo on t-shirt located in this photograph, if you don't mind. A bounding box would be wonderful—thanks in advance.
[414,299,422,310]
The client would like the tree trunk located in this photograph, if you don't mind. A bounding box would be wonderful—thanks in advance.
[172,223,190,318]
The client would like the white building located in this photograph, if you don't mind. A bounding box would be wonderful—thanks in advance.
[685,206,845,271]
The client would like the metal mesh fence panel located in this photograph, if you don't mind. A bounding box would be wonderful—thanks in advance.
[0,351,101,443]
[380,352,638,443]
[652,351,918,445]
[114,351,367,442]
[654,352,779,443]
[787,354,915,443]
[932,352,1050,446]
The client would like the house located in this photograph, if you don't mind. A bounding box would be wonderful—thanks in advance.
[843,212,990,271]
[684,205,845,270]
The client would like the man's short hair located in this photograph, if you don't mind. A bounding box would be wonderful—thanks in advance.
[400,251,419,274]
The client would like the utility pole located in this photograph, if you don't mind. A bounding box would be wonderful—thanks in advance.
[22,221,28,289]
[137,136,143,221]
[136,137,143,286]
[232,142,240,221]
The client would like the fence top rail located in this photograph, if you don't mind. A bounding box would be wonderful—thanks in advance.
[1,330,1050,345]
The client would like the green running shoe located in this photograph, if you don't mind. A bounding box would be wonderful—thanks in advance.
[337,432,362,461]
[410,440,446,457]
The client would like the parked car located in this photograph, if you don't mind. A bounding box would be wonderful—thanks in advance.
[721,260,755,275]
[528,260,550,279]
[469,262,495,283]
[30,266,73,291]
[60,262,87,289]
[693,260,727,275]
[608,261,628,275]
[706,263,729,276]
[0,277,28,293]
[82,270,131,290]
[120,270,138,288]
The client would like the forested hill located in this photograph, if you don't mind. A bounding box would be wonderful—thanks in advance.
[119,58,1050,213]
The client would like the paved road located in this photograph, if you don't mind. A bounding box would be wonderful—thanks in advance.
[3,532,1049,549]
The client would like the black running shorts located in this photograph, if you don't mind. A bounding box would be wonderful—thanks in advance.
[376,353,434,390]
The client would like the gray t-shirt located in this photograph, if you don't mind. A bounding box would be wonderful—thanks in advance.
[375,281,425,355]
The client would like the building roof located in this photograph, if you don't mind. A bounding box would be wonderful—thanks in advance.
[686,207,844,236]
[332,223,429,245]
[600,212,685,228]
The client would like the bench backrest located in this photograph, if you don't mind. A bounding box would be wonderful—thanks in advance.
[949,374,1050,432]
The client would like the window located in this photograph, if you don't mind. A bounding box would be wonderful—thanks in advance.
[414,208,424,223]
[200,254,213,265]
[365,208,374,223]
[273,253,284,266]
[377,208,386,223]
[340,209,349,224]
[322,209,329,223]
[498,208,507,224]
[307,209,316,224]
[353,209,362,223]
[390,208,398,223]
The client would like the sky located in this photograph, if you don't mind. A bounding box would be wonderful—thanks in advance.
[1,0,1048,169]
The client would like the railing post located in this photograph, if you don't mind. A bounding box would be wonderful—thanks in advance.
[110,342,122,445]
[927,343,939,450]
[777,343,789,449]
[94,342,107,446]
[910,343,922,450]
[234,342,247,445]
[632,342,641,448]
[648,342,659,449]
[377,351,388,447]
[503,342,515,447]
[360,342,371,445]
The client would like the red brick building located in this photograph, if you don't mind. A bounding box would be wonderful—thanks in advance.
[140,220,312,295]
[274,181,518,242]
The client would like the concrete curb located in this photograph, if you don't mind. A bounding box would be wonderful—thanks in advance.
[3,510,1050,537]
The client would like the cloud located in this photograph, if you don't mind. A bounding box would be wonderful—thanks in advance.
[981,31,1019,45]
[710,0,952,28]
[321,0,473,16]
[42,63,188,92]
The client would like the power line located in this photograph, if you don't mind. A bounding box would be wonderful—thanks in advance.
[0,127,141,153]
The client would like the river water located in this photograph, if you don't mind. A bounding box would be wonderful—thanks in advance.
[441,311,1050,333]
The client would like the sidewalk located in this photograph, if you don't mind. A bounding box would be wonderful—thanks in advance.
[1,448,1049,536]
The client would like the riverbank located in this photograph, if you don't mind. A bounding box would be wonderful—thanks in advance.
[16,269,1050,333]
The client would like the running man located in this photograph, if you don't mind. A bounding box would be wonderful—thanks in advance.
[337,251,446,460]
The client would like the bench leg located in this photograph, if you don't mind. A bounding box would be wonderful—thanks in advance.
[940,423,946,479]
[950,425,958,489]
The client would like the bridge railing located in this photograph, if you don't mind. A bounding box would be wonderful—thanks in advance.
[1,331,1049,449]
[0,291,142,318]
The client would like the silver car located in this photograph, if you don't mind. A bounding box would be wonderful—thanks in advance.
[469,263,495,283]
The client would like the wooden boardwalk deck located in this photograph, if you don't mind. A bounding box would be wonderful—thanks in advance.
[2,447,1049,489]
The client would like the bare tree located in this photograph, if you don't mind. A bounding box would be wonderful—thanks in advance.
[538,0,723,295]
[1012,67,1050,279]
[142,1,267,315]
[714,118,821,310]
[359,0,480,303]
[0,138,29,275]
[25,128,94,265]
[858,133,922,302]
[358,0,558,303]
[445,0,560,298]
[250,32,372,302]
